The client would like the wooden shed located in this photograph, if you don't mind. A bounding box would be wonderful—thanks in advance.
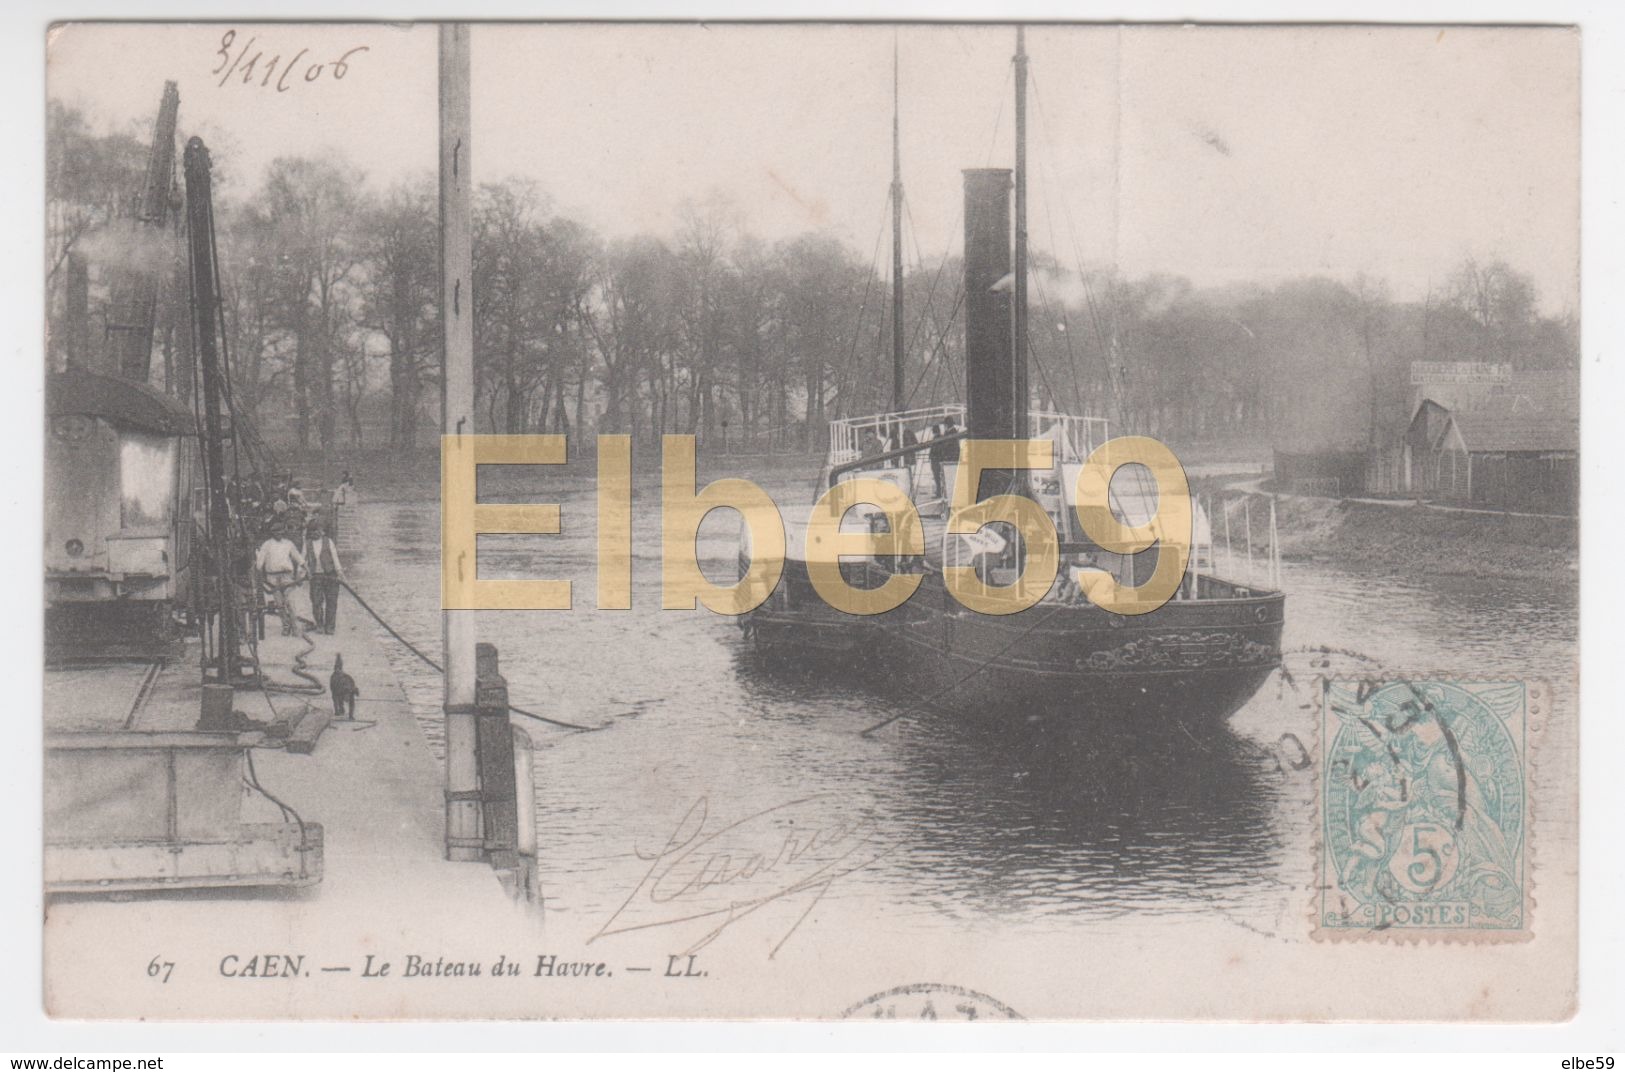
[1404,372,1578,514]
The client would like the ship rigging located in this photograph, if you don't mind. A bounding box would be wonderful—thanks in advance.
[743,28,1286,726]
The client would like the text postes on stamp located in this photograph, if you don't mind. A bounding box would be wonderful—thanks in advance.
[1318,678,1529,939]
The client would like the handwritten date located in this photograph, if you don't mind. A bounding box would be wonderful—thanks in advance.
[213,30,368,93]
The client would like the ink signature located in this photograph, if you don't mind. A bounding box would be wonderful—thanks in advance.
[590,793,897,957]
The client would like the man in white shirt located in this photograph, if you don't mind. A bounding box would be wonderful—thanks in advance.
[254,528,306,636]
[329,471,355,541]
[304,521,345,635]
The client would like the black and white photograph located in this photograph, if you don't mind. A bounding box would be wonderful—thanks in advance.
[20,13,1606,1035]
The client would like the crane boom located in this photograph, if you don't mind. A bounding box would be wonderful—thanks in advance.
[106,81,180,383]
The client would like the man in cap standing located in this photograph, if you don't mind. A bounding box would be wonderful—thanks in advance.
[304,520,345,635]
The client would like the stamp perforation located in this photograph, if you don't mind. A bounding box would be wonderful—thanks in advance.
[1310,671,1542,945]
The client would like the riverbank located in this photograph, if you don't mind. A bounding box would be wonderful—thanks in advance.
[1198,487,1579,584]
[285,441,1575,586]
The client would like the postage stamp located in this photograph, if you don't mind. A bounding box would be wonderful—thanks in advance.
[1317,678,1531,940]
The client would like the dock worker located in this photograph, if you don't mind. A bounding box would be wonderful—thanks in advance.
[286,479,311,517]
[330,470,355,540]
[304,520,345,635]
[889,423,911,468]
[1062,552,1114,606]
[254,526,307,637]
[861,428,885,463]
[929,418,959,499]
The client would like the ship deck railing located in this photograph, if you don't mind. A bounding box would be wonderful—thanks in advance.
[827,405,1110,469]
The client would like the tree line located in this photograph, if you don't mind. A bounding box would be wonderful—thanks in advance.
[46,99,1578,458]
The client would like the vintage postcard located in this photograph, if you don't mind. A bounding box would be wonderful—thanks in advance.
[39,20,1580,1021]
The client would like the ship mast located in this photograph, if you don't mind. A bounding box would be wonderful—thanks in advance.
[1013,26,1030,450]
[890,34,905,413]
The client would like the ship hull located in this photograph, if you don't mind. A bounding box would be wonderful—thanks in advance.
[745,569,1284,726]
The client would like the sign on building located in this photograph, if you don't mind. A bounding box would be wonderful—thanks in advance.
[1410,361,1514,385]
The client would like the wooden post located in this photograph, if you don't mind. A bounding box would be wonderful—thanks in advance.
[440,23,482,862]
[474,643,519,868]
[514,727,537,861]
[513,726,538,903]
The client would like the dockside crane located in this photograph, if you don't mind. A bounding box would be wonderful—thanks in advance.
[104,81,180,385]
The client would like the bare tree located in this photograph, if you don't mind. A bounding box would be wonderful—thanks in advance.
[356,178,438,449]
[259,155,364,451]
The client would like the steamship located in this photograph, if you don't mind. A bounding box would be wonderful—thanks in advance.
[741,30,1285,724]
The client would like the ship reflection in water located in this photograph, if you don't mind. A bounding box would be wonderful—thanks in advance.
[733,653,1291,925]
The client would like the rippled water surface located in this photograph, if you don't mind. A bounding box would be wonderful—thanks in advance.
[346,465,1576,939]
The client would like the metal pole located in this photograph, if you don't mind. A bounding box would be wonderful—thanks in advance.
[1012,26,1031,449]
[440,23,482,863]
[1206,495,1215,594]
[182,137,241,691]
[1270,496,1281,588]
[890,34,905,414]
[1244,496,1255,585]
[1211,498,1219,585]
[1204,494,1213,574]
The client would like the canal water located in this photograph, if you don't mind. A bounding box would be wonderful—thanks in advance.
[345,461,1577,946]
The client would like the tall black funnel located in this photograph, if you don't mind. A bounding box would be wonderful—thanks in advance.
[962,168,1015,443]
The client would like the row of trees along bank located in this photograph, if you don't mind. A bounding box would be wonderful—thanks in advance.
[46,101,1578,456]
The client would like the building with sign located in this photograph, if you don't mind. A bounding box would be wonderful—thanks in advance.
[1404,370,1578,514]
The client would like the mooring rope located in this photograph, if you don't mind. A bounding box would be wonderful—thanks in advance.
[337,580,604,733]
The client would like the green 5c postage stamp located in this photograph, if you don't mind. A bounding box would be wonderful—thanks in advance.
[1319,678,1531,939]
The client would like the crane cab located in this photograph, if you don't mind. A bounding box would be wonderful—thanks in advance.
[46,370,198,644]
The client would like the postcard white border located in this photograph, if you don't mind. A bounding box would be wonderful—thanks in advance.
[2,0,1619,1053]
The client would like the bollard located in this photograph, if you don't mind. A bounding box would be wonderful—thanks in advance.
[513,726,536,862]
[473,643,520,868]
[197,683,236,732]
[512,726,539,904]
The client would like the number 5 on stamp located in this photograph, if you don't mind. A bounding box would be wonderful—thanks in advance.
[1317,677,1533,940]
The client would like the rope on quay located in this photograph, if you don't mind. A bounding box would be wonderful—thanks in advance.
[337,580,605,734]
[243,606,382,733]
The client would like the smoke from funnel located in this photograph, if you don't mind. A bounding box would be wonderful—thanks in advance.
[77,218,174,279]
